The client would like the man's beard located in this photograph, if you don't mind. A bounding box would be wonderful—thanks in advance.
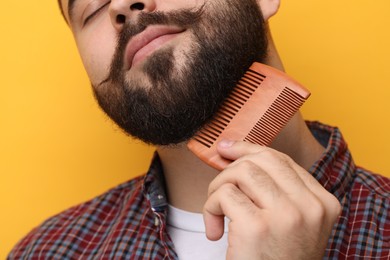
[93,0,268,146]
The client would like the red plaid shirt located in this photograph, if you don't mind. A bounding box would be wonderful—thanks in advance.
[8,122,390,259]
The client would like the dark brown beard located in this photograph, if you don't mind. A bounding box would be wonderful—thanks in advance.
[93,0,268,145]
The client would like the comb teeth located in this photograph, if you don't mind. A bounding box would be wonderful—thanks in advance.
[194,69,266,148]
[244,87,306,145]
[187,62,311,170]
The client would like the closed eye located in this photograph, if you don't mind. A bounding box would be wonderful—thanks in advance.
[83,1,111,26]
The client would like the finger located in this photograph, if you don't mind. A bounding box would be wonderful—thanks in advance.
[273,158,341,218]
[219,142,307,199]
[203,183,260,241]
[218,140,338,216]
[208,160,281,209]
[218,140,320,198]
[217,139,267,161]
[218,139,341,219]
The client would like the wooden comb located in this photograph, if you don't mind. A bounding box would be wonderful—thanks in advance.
[187,62,310,171]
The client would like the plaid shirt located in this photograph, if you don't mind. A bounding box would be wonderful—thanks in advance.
[9,122,390,259]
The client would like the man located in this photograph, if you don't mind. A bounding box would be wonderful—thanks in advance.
[9,0,389,259]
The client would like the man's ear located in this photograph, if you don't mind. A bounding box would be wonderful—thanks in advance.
[259,0,280,21]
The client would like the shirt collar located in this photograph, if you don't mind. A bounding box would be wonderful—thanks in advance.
[142,121,355,210]
[143,153,168,213]
[307,121,355,201]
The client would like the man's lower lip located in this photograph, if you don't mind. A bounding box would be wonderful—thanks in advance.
[131,33,180,68]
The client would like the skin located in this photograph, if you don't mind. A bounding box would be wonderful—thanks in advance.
[60,0,341,258]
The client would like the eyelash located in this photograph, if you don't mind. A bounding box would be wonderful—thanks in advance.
[83,1,111,26]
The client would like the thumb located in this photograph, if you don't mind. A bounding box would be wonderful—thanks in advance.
[217,139,266,161]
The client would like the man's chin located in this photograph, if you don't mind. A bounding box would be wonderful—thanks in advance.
[121,71,153,92]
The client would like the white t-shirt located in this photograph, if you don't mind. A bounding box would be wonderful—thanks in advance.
[167,205,228,260]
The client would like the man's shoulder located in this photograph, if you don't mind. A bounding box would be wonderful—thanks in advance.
[8,175,147,259]
[36,174,146,225]
[353,167,390,197]
[327,167,390,258]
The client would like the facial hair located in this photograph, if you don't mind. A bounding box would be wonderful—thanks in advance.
[93,0,268,145]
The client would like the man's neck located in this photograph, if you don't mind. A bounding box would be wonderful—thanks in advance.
[157,142,219,213]
[156,112,325,213]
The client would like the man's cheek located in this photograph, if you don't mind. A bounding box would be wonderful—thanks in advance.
[83,48,114,85]
[76,26,117,85]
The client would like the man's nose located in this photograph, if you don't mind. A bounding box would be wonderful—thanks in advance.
[109,0,157,32]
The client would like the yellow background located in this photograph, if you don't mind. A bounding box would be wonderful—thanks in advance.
[1,0,389,257]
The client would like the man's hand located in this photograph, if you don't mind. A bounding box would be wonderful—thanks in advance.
[203,140,341,260]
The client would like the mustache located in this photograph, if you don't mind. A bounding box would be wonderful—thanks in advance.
[97,6,205,87]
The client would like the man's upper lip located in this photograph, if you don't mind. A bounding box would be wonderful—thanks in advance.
[124,25,185,69]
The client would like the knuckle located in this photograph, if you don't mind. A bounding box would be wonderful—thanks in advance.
[237,159,258,171]
[207,181,215,196]
[207,167,234,196]
[207,186,214,197]
[207,181,218,197]
[260,148,293,165]
[220,183,240,199]
[207,183,234,200]
[219,182,235,192]
[219,183,254,210]
[322,192,341,215]
[306,173,323,188]
[328,194,342,219]
[276,154,294,168]
[257,147,276,159]
[251,219,269,236]
[255,149,297,177]
[307,194,341,226]
[236,160,278,192]
[240,160,261,178]
[202,200,212,213]
[234,159,264,179]
[307,198,326,224]
[282,207,304,230]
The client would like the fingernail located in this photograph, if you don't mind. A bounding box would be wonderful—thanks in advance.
[218,139,235,148]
